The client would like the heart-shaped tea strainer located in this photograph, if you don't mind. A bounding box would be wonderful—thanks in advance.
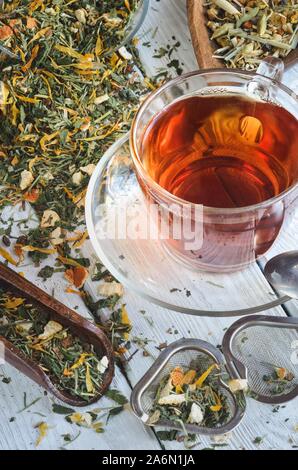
[131,315,298,435]
[131,338,246,436]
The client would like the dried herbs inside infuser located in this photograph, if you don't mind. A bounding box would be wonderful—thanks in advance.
[148,356,233,430]
[263,366,295,396]
[0,289,109,401]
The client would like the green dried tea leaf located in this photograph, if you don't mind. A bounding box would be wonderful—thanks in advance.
[105,389,128,405]
[52,404,75,415]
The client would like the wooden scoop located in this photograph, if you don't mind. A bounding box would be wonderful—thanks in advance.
[187,0,221,69]
[0,263,114,407]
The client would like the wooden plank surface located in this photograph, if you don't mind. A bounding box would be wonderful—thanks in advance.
[0,0,297,451]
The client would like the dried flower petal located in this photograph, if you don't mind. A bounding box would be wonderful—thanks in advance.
[159,377,174,399]
[40,209,60,228]
[195,364,218,388]
[148,409,161,425]
[0,247,18,266]
[72,171,83,186]
[35,422,49,447]
[2,297,25,309]
[98,281,124,298]
[50,227,64,246]
[228,379,248,393]
[38,320,63,340]
[188,402,204,424]
[80,164,96,176]
[20,170,34,191]
[86,363,95,393]
[69,412,93,427]
[158,394,186,406]
[97,356,109,374]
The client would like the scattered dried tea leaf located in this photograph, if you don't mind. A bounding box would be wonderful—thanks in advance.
[52,404,75,415]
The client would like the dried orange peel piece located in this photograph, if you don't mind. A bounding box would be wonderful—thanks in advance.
[23,188,40,203]
[64,266,89,288]
[170,367,184,386]
[175,369,197,393]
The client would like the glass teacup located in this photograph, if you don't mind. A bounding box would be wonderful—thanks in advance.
[130,59,298,272]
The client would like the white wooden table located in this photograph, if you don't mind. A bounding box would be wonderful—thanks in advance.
[0,0,298,451]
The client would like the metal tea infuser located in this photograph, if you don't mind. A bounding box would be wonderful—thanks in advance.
[131,315,298,435]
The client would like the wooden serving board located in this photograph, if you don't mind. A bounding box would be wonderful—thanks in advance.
[187,0,224,69]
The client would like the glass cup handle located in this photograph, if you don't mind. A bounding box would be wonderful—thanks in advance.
[246,57,285,100]
[256,57,284,82]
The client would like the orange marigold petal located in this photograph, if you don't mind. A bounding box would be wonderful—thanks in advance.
[0,25,14,40]
[26,17,38,29]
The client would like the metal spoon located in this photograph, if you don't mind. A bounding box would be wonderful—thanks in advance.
[264,251,298,300]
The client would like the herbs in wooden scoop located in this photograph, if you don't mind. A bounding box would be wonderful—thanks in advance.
[0,289,109,401]
[148,356,231,431]
[205,0,298,70]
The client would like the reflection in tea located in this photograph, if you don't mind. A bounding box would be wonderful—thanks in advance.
[139,94,298,271]
[141,95,298,208]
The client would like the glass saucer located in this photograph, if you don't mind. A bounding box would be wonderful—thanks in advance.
[86,134,292,317]
[123,0,150,46]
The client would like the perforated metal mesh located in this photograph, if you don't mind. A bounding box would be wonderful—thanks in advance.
[230,324,298,400]
[139,349,241,435]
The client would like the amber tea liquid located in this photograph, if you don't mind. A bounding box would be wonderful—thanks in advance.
[140,94,298,271]
[141,94,298,208]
